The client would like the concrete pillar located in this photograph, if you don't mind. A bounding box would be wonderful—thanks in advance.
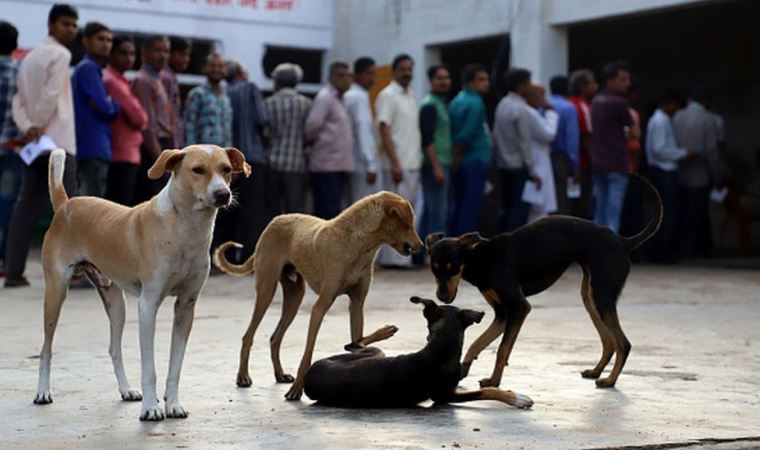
[510,0,568,86]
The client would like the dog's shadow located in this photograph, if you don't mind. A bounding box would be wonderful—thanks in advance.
[296,397,536,430]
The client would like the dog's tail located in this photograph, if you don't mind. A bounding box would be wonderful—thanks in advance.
[623,173,664,252]
[48,149,69,212]
[213,241,255,276]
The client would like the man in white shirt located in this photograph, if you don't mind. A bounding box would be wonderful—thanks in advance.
[345,57,379,204]
[5,4,79,287]
[374,54,421,268]
[493,68,542,232]
[645,90,693,263]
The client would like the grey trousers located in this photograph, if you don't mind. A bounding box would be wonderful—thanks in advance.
[4,153,77,279]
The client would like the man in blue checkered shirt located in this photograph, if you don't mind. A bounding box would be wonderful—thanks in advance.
[0,21,23,276]
[183,53,232,148]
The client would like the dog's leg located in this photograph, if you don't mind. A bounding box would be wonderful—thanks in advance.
[442,387,533,409]
[347,278,370,343]
[590,264,631,388]
[93,282,141,401]
[270,272,305,383]
[138,292,165,421]
[164,294,197,418]
[34,275,68,405]
[461,289,506,379]
[596,307,631,388]
[481,289,531,388]
[237,270,279,387]
[284,288,339,401]
[579,266,615,379]
[349,324,399,349]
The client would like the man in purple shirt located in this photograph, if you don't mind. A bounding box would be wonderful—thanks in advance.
[590,60,633,233]
[304,61,354,219]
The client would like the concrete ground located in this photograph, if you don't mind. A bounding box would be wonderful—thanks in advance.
[1,260,759,449]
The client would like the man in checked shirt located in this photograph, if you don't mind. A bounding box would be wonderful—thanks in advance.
[264,63,312,215]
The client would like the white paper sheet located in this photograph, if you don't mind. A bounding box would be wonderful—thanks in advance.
[521,180,544,205]
[19,135,58,166]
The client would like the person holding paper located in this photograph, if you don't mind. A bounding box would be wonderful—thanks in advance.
[493,68,541,232]
[5,4,79,288]
[548,75,580,215]
[645,90,693,263]
[525,84,559,222]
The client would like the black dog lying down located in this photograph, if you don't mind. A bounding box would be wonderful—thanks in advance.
[304,297,533,409]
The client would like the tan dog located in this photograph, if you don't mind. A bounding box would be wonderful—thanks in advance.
[37,145,250,421]
[214,191,423,400]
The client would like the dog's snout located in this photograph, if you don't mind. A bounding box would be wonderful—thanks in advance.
[213,189,230,206]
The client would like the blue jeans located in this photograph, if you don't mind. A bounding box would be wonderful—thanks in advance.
[592,172,629,233]
[450,161,488,235]
[499,168,529,233]
[310,171,346,220]
[418,164,450,241]
[0,150,24,263]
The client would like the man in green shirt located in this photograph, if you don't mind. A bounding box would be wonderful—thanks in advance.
[448,63,491,234]
[417,65,452,249]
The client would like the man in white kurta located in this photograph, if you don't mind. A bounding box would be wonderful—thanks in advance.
[374,54,421,268]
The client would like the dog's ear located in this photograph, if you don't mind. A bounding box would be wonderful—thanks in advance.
[457,232,483,251]
[425,232,444,250]
[410,296,441,321]
[147,149,184,180]
[460,309,485,328]
[225,147,251,178]
[384,198,413,225]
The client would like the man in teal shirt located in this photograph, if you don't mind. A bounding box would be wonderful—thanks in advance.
[448,64,491,234]
[417,65,452,252]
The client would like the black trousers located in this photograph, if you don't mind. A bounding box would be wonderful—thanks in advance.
[134,138,172,204]
[4,153,77,278]
[106,162,139,206]
[212,163,275,263]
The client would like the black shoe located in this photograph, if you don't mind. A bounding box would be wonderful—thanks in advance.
[4,276,30,288]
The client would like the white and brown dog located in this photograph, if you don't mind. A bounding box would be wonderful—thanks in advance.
[36,145,249,421]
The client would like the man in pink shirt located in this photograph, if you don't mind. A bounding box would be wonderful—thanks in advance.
[304,61,354,219]
[5,4,79,288]
[104,35,148,206]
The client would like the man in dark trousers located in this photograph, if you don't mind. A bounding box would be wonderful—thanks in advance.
[218,59,270,266]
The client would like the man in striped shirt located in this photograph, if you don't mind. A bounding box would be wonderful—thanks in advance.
[264,63,311,214]
[131,35,171,203]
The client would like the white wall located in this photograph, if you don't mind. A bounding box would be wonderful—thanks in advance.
[330,0,523,98]
[331,0,721,96]
[1,0,333,91]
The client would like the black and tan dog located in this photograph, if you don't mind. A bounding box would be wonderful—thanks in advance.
[426,175,663,389]
[303,297,533,409]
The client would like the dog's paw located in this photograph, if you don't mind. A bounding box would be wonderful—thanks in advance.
[120,389,142,401]
[284,385,303,401]
[376,325,399,339]
[140,404,165,421]
[581,369,602,379]
[479,377,498,388]
[33,391,53,405]
[595,378,617,389]
[236,374,252,388]
[165,402,189,419]
[275,373,294,383]
[514,393,534,409]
